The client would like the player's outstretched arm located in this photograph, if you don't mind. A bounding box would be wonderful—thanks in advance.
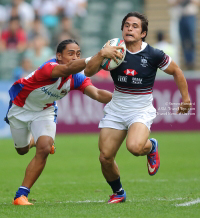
[84,41,124,77]
[84,85,112,104]
[51,59,86,78]
[164,60,191,114]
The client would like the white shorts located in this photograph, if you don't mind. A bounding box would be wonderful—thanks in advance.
[99,104,156,131]
[7,104,57,148]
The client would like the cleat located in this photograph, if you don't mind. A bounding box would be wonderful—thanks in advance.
[50,145,56,154]
[108,191,126,204]
[147,138,160,176]
[13,196,33,205]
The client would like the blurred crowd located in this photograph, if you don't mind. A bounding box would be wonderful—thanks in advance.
[0,0,88,80]
[154,0,199,71]
[0,0,199,81]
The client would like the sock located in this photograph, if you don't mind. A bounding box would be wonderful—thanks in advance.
[14,186,30,200]
[107,177,124,195]
[150,139,155,153]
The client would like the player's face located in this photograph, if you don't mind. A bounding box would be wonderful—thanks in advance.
[57,43,81,64]
[122,16,146,43]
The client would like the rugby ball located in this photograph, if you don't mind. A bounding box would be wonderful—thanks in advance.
[101,38,126,71]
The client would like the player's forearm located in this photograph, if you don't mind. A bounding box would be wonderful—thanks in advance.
[96,89,112,104]
[173,69,190,102]
[84,51,104,77]
[65,59,86,75]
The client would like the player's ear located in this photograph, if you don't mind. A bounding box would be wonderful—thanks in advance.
[141,31,146,39]
[56,53,62,61]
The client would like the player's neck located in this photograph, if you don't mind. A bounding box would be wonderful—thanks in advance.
[126,40,143,53]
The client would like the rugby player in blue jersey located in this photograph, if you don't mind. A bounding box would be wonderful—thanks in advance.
[85,12,191,203]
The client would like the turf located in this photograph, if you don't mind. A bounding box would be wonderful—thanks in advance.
[0,132,200,218]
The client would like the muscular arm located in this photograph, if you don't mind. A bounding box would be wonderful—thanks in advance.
[84,85,112,104]
[51,59,86,78]
[84,41,124,77]
[164,60,191,113]
[84,52,104,77]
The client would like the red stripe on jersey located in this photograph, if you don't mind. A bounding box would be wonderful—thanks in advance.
[115,84,153,89]
[158,55,169,68]
[115,87,152,95]
[115,88,152,95]
[70,75,74,90]
[57,77,70,90]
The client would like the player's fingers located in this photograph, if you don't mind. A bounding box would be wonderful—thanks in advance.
[114,46,124,50]
[105,40,110,47]
[115,51,123,59]
[176,106,181,114]
[112,55,118,63]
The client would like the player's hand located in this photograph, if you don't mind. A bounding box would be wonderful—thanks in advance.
[100,41,124,63]
[176,99,191,114]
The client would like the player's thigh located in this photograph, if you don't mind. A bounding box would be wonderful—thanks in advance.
[30,120,56,145]
[126,122,150,150]
[9,116,31,149]
[99,128,127,158]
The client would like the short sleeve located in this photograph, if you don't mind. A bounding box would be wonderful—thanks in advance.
[153,49,172,71]
[35,62,58,81]
[72,73,93,93]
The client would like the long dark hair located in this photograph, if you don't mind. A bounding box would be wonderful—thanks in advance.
[56,39,79,53]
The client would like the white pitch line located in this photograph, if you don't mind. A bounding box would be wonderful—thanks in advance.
[175,198,200,207]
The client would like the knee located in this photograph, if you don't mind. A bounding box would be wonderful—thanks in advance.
[126,141,143,156]
[16,147,29,155]
[36,137,53,157]
[99,152,114,166]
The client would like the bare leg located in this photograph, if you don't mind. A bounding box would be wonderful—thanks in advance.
[99,128,127,182]
[126,122,151,156]
[21,136,53,189]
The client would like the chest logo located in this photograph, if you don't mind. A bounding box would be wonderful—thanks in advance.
[123,69,138,76]
[61,89,68,95]
[141,56,148,67]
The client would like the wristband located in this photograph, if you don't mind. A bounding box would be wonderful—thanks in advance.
[85,57,92,64]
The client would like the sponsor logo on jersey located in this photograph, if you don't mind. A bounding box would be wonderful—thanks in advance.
[60,89,68,95]
[123,69,138,76]
[41,87,62,99]
[141,56,148,67]
[118,76,127,82]
[50,62,58,66]
[131,77,142,84]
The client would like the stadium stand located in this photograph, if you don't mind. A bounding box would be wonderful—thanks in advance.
[145,0,200,71]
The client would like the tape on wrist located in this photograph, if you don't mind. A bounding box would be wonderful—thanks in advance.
[85,57,92,64]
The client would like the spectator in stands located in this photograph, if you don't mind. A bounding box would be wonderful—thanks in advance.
[13,57,33,81]
[0,4,7,30]
[51,15,80,49]
[24,34,53,69]
[61,0,88,18]
[0,16,27,52]
[154,31,177,65]
[168,0,200,70]
[31,0,63,29]
[27,15,50,47]
[6,0,35,31]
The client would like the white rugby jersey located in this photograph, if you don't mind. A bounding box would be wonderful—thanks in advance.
[5,58,92,123]
[107,42,171,111]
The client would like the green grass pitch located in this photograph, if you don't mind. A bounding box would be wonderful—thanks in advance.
[0,132,200,218]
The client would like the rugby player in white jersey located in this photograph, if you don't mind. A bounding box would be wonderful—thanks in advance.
[5,39,123,205]
[84,12,191,203]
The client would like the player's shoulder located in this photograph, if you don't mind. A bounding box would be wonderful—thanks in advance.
[145,43,165,58]
[38,58,58,70]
